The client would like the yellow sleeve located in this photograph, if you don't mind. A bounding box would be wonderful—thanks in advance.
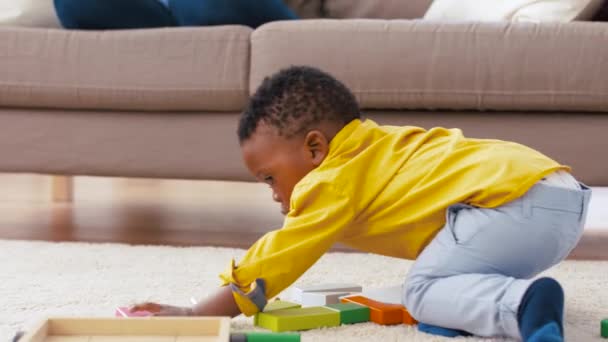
[219,180,353,316]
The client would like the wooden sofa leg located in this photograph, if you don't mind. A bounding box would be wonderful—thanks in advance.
[52,176,74,202]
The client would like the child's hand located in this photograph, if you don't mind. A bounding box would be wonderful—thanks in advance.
[130,302,194,316]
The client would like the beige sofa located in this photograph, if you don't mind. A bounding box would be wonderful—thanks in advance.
[1,1,607,198]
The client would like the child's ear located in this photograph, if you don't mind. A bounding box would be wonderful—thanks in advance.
[304,130,329,166]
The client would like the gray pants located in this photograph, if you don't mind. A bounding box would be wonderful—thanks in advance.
[403,181,591,339]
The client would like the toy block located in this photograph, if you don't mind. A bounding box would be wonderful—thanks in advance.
[602,318,608,338]
[301,291,352,306]
[325,303,370,325]
[264,300,302,311]
[402,308,417,325]
[255,306,340,332]
[340,295,403,325]
[289,283,362,303]
[362,285,402,304]
[360,284,417,325]
[254,300,301,325]
[246,332,301,341]
[115,306,153,317]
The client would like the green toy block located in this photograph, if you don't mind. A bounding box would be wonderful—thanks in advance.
[255,306,340,332]
[264,300,302,311]
[326,302,370,324]
[602,318,608,338]
[254,300,302,325]
[246,332,301,342]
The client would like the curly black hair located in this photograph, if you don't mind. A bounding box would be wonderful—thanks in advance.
[238,66,361,143]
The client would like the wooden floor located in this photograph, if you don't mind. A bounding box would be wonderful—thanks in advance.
[0,173,284,249]
[0,173,606,260]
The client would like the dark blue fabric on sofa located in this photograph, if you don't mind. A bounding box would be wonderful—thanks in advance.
[168,0,297,28]
[53,0,177,29]
[593,0,608,21]
[53,0,298,30]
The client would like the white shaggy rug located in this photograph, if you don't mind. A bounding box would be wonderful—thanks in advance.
[1,240,607,342]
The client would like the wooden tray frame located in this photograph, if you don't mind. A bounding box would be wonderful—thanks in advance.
[18,317,231,342]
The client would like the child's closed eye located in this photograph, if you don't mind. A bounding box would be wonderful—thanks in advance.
[264,176,274,186]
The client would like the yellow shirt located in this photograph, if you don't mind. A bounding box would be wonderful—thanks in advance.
[220,119,568,315]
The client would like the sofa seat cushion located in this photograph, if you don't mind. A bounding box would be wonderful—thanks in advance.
[251,19,608,112]
[324,0,433,19]
[0,25,251,111]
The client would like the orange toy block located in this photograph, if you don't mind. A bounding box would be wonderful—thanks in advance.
[402,308,417,325]
[340,295,403,325]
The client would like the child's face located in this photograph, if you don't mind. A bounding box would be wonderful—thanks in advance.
[241,122,328,215]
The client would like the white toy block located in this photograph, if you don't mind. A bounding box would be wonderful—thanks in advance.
[362,284,403,304]
[300,291,353,306]
[289,283,362,304]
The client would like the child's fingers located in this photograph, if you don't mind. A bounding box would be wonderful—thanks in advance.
[128,303,190,316]
[130,302,162,313]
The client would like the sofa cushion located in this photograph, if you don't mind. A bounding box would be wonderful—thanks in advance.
[0,0,61,28]
[424,0,604,22]
[0,26,251,111]
[250,20,608,112]
[324,0,433,19]
[0,109,251,180]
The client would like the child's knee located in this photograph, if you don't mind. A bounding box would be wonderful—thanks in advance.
[403,277,430,319]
